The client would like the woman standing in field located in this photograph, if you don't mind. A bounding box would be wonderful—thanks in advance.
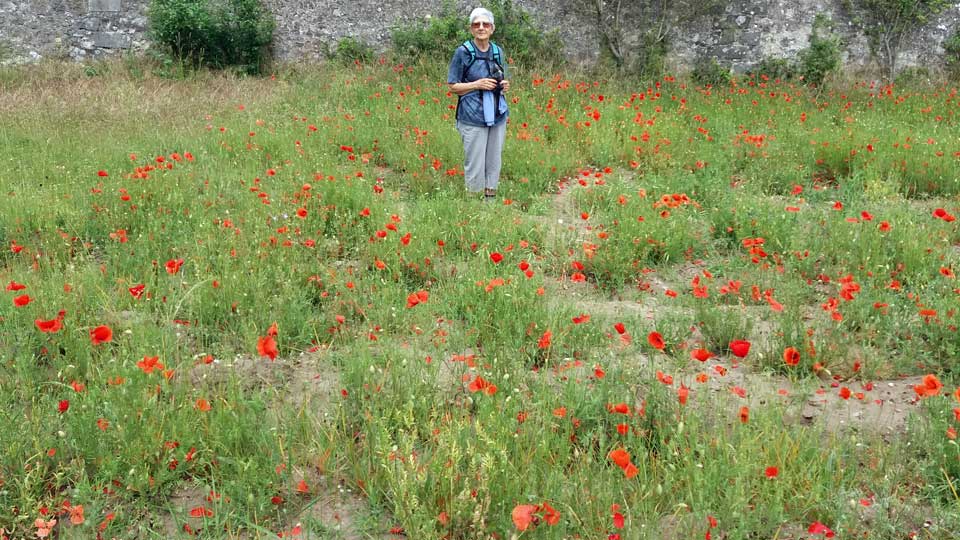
[447,7,511,202]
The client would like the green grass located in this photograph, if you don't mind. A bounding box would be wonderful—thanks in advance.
[0,59,958,539]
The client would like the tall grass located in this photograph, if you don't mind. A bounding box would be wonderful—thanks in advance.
[0,58,958,539]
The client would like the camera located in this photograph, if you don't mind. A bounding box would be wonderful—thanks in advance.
[490,63,504,87]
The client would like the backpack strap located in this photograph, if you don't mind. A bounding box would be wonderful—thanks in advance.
[460,40,477,82]
[460,40,504,82]
[490,43,502,67]
[462,40,476,60]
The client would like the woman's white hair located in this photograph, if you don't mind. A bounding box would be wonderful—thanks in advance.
[469,7,495,26]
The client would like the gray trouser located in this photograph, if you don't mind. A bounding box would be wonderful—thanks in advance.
[457,120,506,193]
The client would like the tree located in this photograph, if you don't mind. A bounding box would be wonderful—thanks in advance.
[592,0,722,77]
[844,0,951,80]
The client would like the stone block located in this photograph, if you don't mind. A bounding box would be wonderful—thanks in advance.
[93,31,130,48]
[741,31,761,47]
[79,16,100,31]
[719,28,737,46]
[88,0,121,12]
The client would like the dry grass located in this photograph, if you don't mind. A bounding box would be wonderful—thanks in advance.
[0,59,285,122]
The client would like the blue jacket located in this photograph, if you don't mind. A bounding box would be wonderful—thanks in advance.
[447,42,509,127]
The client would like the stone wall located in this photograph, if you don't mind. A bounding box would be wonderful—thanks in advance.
[2,0,959,75]
[667,0,960,73]
[1,0,149,61]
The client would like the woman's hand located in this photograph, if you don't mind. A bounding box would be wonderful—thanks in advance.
[499,79,510,93]
[473,78,500,91]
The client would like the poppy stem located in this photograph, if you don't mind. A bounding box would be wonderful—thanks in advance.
[171,278,212,322]
[943,467,960,507]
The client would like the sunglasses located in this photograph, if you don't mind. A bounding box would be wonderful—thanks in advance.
[471,21,492,28]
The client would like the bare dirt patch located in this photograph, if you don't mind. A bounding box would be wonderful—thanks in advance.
[291,473,400,540]
[186,349,405,539]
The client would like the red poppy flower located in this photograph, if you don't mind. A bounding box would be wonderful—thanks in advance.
[137,356,164,374]
[838,387,851,400]
[188,506,214,518]
[933,208,956,222]
[13,294,31,307]
[89,325,113,346]
[609,403,630,414]
[764,466,779,479]
[691,348,712,362]
[541,502,560,525]
[468,375,497,395]
[257,335,278,360]
[36,313,65,333]
[613,511,625,529]
[647,331,665,350]
[6,280,26,291]
[128,284,146,299]
[97,170,109,177]
[512,504,537,531]
[739,406,749,423]
[490,252,504,264]
[677,384,689,405]
[537,330,552,349]
[608,448,631,469]
[58,400,70,413]
[165,259,184,275]
[914,374,942,398]
[656,370,673,385]
[406,290,429,308]
[729,339,751,358]
[613,322,626,335]
[68,504,84,525]
[807,521,835,538]
[783,346,800,366]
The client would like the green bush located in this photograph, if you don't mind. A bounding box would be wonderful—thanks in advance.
[893,66,933,87]
[691,57,732,87]
[630,32,669,81]
[334,37,376,65]
[944,29,960,80]
[750,56,798,82]
[391,0,564,68]
[148,0,274,74]
[798,14,841,87]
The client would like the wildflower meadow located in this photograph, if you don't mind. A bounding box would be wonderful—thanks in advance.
[0,58,959,539]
